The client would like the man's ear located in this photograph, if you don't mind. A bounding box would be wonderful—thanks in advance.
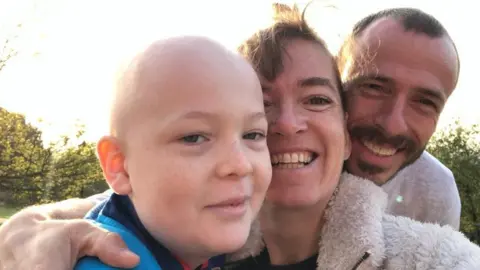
[343,113,352,161]
[97,136,132,195]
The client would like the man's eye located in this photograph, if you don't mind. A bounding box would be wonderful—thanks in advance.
[243,132,265,141]
[181,134,207,144]
[357,83,390,97]
[418,98,439,111]
[358,83,386,93]
[364,83,383,90]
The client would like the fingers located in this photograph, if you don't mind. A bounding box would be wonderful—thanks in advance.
[68,220,140,268]
[0,213,140,270]
[0,224,64,270]
[95,233,140,269]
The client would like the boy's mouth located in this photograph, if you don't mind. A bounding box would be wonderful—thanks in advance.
[206,196,249,219]
[271,151,318,169]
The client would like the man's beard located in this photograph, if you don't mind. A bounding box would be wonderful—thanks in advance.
[348,124,425,181]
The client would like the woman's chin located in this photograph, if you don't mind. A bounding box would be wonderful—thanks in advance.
[265,177,339,209]
[266,188,322,208]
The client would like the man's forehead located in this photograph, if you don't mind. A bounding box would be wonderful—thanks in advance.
[355,17,453,55]
[348,17,458,91]
[357,17,403,45]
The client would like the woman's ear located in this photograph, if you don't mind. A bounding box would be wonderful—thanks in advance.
[97,136,132,195]
[343,113,352,161]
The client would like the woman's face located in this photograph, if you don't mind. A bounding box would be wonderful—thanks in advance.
[261,39,351,208]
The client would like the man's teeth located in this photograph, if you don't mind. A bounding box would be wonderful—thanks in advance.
[271,152,313,168]
[362,139,397,156]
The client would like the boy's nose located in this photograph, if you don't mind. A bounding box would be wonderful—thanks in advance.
[216,141,253,179]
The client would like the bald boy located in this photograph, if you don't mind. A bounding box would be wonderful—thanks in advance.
[74,36,271,270]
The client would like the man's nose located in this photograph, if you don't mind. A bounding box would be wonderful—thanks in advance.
[375,98,409,136]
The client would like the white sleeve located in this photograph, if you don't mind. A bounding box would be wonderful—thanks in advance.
[440,172,461,230]
[418,152,461,230]
[383,151,461,230]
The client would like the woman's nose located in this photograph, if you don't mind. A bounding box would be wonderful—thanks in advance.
[268,104,307,136]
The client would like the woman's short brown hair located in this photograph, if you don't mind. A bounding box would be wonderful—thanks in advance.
[237,3,345,109]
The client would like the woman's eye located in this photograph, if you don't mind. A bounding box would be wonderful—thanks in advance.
[181,134,207,144]
[263,100,272,107]
[306,96,331,105]
[243,132,266,141]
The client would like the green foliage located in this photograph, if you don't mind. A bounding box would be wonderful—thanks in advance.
[46,136,107,202]
[0,108,51,205]
[0,205,20,219]
[0,108,107,206]
[427,120,480,243]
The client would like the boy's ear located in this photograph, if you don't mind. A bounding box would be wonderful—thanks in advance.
[343,113,351,161]
[97,136,132,195]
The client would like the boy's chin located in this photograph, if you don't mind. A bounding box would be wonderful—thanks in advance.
[204,223,251,254]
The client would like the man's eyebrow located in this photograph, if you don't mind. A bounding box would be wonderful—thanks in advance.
[346,75,447,102]
[346,75,394,85]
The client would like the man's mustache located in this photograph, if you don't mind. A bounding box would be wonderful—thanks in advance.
[349,125,416,152]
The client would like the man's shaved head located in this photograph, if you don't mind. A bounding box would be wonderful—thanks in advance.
[110,36,256,140]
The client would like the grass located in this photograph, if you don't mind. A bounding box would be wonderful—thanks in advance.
[0,205,20,223]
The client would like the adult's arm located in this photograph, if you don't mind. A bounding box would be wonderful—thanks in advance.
[419,152,461,230]
[382,151,461,230]
[0,192,138,270]
[437,172,461,230]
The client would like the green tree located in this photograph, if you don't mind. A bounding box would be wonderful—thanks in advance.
[0,108,51,205]
[46,128,107,202]
[427,120,480,243]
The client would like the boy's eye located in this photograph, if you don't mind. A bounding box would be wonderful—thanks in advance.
[243,132,265,141]
[181,134,207,144]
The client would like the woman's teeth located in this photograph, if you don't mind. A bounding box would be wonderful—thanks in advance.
[271,152,314,168]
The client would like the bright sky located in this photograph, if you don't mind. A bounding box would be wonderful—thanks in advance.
[0,0,478,144]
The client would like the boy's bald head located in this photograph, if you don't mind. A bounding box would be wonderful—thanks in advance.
[98,36,269,267]
[110,36,256,140]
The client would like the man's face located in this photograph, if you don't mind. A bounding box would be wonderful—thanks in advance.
[343,18,459,184]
